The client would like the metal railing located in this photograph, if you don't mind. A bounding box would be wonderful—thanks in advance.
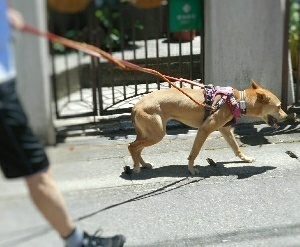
[49,1,204,118]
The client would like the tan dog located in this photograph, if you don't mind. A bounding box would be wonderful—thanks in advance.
[128,81,287,175]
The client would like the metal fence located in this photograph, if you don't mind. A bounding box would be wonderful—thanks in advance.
[290,0,300,110]
[48,1,204,118]
[283,0,300,113]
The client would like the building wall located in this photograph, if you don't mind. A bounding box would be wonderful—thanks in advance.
[204,0,292,106]
[9,0,55,144]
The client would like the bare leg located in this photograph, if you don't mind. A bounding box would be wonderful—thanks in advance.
[25,168,75,238]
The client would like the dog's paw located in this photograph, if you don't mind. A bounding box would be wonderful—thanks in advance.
[188,167,199,175]
[133,167,141,173]
[142,163,153,169]
[241,156,256,163]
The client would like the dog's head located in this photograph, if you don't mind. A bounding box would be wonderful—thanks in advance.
[250,80,287,128]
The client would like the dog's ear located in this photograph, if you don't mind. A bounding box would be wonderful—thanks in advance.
[251,80,262,89]
[256,89,270,104]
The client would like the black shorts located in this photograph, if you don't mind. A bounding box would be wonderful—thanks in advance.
[0,79,49,179]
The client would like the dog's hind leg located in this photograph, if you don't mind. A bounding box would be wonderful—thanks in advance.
[137,149,153,169]
[128,138,147,173]
[219,126,255,162]
[128,134,164,173]
[129,112,166,173]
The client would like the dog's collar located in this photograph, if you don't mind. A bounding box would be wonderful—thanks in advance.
[238,90,247,115]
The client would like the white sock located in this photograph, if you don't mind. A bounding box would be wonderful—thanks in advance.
[65,228,84,247]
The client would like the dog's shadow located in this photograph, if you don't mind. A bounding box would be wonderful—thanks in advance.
[120,161,276,180]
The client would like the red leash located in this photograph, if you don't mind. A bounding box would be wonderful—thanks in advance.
[22,24,208,108]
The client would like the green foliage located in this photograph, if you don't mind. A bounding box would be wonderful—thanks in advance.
[95,4,144,51]
[49,1,144,53]
[290,0,300,43]
[95,8,121,50]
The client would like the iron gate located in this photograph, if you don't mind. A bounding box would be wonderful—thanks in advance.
[282,0,300,114]
[49,1,204,118]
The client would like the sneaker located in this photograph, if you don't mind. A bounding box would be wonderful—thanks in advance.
[81,231,126,247]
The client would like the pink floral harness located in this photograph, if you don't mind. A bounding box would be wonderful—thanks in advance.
[204,85,245,126]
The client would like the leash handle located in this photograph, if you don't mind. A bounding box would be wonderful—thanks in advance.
[22,24,208,108]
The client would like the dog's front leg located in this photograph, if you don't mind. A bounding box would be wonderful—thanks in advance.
[188,127,210,175]
[219,126,255,162]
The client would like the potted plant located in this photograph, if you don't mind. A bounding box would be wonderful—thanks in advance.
[125,0,163,9]
[172,29,196,42]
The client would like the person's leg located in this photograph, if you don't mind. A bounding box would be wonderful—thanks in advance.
[0,80,125,247]
[24,168,75,238]
[25,168,126,247]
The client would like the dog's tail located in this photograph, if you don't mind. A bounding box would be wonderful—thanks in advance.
[131,106,142,136]
[131,107,137,127]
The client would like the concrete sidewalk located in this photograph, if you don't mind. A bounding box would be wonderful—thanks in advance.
[2,121,299,195]
[0,121,300,246]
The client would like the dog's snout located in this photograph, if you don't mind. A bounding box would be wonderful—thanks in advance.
[279,109,288,121]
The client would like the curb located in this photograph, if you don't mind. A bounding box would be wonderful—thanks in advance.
[55,113,300,142]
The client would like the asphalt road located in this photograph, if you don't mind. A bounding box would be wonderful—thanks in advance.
[0,123,300,247]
